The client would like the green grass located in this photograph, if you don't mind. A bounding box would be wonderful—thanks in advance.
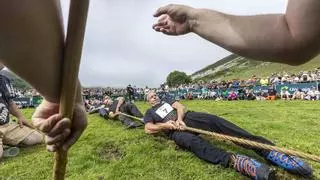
[1,100,320,180]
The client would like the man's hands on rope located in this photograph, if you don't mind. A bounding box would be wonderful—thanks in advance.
[176,118,186,130]
[165,119,186,130]
[32,99,87,152]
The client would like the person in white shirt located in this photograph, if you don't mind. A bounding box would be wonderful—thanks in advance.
[305,87,319,100]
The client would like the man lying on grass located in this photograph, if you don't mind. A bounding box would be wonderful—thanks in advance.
[98,96,143,128]
[144,91,312,180]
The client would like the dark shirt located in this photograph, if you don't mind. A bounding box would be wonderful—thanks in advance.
[127,86,134,95]
[268,89,277,96]
[0,74,14,125]
[109,100,119,113]
[144,97,178,124]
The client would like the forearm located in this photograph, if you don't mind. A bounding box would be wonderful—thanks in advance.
[8,101,24,119]
[116,105,121,113]
[145,123,168,134]
[191,10,295,63]
[176,107,185,121]
[115,100,124,112]
[172,102,185,121]
[0,0,64,102]
[8,101,34,127]
[190,0,320,64]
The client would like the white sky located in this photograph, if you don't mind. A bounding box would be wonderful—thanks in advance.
[61,0,286,88]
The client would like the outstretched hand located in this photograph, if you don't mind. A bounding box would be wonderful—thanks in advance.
[153,4,195,35]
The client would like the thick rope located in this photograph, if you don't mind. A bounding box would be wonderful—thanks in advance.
[119,112,320,163]
[119,112,144,123]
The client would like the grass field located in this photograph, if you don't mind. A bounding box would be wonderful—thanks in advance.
[1,100,320,180]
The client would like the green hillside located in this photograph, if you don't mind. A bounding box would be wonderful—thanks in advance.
[0,70,31,89]
[192,55,320,82]
[191,54,239,76]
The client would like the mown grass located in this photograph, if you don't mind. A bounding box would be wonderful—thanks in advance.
[1,100,319,180]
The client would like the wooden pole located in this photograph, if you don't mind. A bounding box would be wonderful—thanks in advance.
[54,0,89,179]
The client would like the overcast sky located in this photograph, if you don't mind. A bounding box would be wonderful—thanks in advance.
[60,0,286,88]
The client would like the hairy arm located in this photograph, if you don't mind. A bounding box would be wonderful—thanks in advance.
[8,101,33,128]
[144,122,173,134]
[171,101,185,122]
[191,0,320,64]
[8,101,25,119]
[115,97,125,113]
[108,99,124,118]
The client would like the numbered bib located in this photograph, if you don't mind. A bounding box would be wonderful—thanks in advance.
[155,103,174,119]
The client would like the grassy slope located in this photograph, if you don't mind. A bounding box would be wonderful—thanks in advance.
[191,54,239,76]
[194,55,320,82]
[1,101,320,180]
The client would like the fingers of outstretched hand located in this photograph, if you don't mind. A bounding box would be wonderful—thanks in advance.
[152,21,168,29]
[154,4,176,17]
[152,14,170,29]
[153,25,171,32]
[158,14,169,23]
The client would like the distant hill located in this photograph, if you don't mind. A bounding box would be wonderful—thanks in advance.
[191,54,320,82]
[0,69,16,80]
[0,70,31,89]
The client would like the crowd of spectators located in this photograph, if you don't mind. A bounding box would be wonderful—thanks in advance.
[12,69,320,108]
[81,69,320,105]
[14,89,40,98]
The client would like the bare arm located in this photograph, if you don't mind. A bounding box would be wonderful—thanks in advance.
[0,0,64,103]
[192,0,320,64]
[144,121,177,134]
[8,101,33,128]
[154,0,320,65]
[108,98,125,118]
[8,101,24,119]
[172,101,185,122]
[115,97,125,113]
